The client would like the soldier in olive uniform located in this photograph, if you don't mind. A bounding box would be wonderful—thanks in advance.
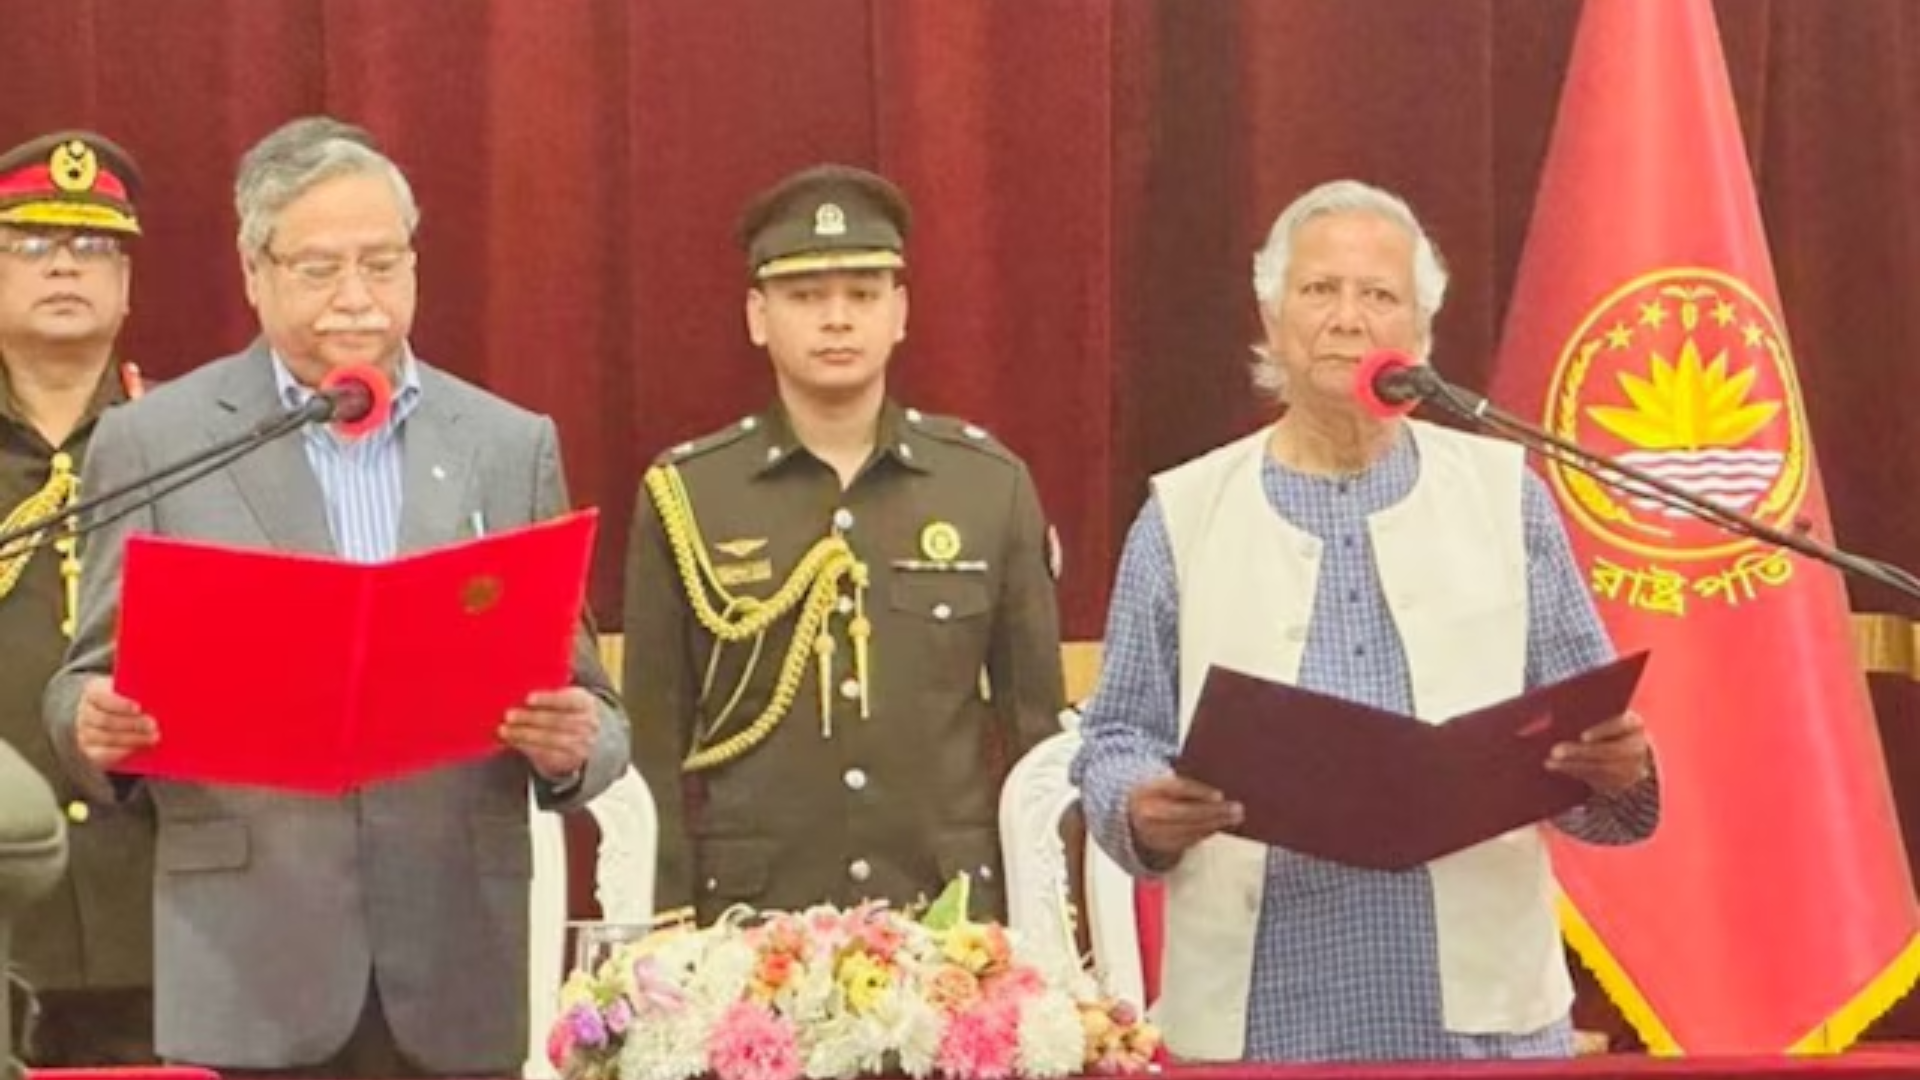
[0,132,154,1064]
[625,164,1065,924]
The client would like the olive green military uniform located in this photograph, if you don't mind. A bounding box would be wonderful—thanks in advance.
[626,399,1064,924]
[0,363,154,1034]
[626,164,1065,924]
[0,130,153,1065]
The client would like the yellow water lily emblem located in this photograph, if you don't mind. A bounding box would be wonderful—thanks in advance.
[1543,269,1809,564]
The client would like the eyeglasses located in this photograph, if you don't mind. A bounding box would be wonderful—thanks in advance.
[262,246,417,292]
[0,233,125,262]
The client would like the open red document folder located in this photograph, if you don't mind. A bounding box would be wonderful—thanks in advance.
[113,509,598,794]
[1174,651,1650,870]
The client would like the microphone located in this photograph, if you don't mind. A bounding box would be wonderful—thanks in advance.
[316,363,394,437]
[0,363,397,556]
[1351,347,1920,603]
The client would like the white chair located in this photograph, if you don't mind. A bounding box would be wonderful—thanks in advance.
[525,765,661,1079]
[998,717,1145,1007]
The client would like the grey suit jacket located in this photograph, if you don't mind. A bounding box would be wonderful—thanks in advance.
[41,343,630,1074]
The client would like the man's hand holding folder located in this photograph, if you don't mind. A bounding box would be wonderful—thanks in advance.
[1147,652,1652,870]
[77,509,602,794]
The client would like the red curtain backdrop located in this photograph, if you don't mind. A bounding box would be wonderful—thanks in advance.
[7,0,1920,1040]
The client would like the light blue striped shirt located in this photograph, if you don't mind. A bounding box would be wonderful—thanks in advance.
[270,352,424,564]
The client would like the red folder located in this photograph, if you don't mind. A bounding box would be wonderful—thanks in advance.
[113,509,597,794]
[1174,651,1650,869]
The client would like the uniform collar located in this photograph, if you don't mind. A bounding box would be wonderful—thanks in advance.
[0,354,130,436]
[751,397,933,478]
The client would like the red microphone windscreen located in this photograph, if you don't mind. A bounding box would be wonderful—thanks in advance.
[320,363,394,438]
[1353,348,1418,420]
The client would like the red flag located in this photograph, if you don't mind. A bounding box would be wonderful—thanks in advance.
[1490,0,1920,1054]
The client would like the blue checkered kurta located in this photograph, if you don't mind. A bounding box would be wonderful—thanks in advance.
[1070,429,1659,1062]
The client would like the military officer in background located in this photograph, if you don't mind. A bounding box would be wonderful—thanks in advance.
[0,130,153,1065]
[625,163,1065,924]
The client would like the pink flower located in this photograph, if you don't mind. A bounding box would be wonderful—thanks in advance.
[708,1001,801,1080]
[980,966,1044,1005]
[628,958,687,1015]
[936,1003,1020,1080]
[546,1020,575,1068]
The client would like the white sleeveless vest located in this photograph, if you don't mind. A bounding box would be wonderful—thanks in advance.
[1148,419,1570,1060]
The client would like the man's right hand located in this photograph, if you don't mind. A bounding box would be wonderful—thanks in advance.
[1126,774,1245,865]
[75,677,159,769]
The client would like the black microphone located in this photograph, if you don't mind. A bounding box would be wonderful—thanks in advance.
[0,363,395,557]
[1350,347,1920,604]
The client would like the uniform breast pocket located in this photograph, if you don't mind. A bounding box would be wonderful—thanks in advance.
[887,574,995,696]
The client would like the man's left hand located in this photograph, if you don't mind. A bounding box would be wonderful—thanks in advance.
[501,687,600,781]
[1547,711,1652,797]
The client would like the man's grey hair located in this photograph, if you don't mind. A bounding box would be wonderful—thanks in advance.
[234,116,420,258]
[1247,179,1449,399]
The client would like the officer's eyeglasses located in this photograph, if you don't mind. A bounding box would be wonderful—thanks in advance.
[0,233,124,263]
[263,246,417,293]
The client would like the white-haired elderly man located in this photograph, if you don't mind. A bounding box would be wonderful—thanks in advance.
[1070,179,1659,1063]
[42,116,630,1078]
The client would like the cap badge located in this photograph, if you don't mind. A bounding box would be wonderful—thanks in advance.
[49,140,99,193]
[813,202,847,237]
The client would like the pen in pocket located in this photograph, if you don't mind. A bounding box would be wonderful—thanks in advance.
[470,510,487,538]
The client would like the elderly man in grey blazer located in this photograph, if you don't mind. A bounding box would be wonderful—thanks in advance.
[41,116,631,1079]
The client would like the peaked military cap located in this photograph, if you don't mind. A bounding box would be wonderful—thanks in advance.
[739,163,910,281]
[0,131,142,235]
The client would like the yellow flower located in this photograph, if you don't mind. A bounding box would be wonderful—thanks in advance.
[940,924,994,975]
[837,951,893,1014]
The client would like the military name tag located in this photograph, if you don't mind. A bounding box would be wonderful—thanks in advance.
[715,559,774,586]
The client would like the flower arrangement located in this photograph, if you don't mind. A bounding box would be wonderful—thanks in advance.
[549,876,1158,1080]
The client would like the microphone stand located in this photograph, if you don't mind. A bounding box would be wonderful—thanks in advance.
[0,398,330,559]
[1409,375,1920,605]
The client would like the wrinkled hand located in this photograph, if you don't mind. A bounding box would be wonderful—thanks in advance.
[1547,711,1652,797]
[1126,774,1245,865]
[500,687,600,782]
[75,676,159,769]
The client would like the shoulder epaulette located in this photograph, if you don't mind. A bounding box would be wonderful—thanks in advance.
[904,409,1019,465]
[653,414,764,467]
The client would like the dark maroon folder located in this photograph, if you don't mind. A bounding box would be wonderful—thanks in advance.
[1173,651,1650,870]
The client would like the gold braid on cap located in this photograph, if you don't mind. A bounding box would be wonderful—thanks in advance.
[0,452,80,635]
[643,464,869,772]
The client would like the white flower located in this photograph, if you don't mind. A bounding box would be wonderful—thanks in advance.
[687,937,757,1006]
[1016,995,1087,1079]
[615,1010,709,1080]
[890,996,947,1079]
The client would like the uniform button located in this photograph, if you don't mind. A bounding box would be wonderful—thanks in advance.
[66,800,89,824]
[765,446,782,463]
[1337,482,1350,494]
[740,416,759,432]
[833,508,855,531]
[1346,590,1360,603]
[844,768,868,791]
[849,858,872,883]
[932,603,953,621]
[1355,645,1367,657]
[1342,535,1356,548]
[840,677,862,701]
[704,877,719,893]
[898,443,914,461]
[978,864,994,882]
[837,596,855,615]
[906,408,924,424]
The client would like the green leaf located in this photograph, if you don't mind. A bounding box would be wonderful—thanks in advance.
[922,872,971,931]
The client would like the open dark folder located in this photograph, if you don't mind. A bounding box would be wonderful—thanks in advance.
[113,509,598,795]
[1174,651,1649,870]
